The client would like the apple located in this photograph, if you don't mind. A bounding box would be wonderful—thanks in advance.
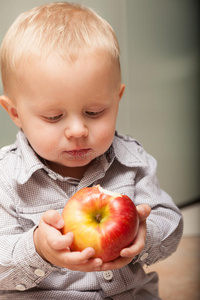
[62,185,139,262]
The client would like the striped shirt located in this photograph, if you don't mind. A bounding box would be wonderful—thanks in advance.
[0,130,183,299]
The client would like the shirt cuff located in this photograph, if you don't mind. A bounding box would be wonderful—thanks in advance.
[132,219,162,266]
[11,227,56,291]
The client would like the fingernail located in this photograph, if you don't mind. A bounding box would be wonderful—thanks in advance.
[95,259,103,267]
[57,219,65,228]
[139,206,145,214]
[88,249,95,257]
[121,250,128,256]
[67,232,74,239]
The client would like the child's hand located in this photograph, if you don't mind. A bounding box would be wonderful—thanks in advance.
[34,210,103,272]
[96,204,151,271]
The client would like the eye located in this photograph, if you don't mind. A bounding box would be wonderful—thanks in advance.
[85,110,104,117]
[44,114,63,122]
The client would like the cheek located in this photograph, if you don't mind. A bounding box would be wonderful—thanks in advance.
[22,123,59,157]
[28,133,53,155]
[95,112,117,136]
[91,120,116,149]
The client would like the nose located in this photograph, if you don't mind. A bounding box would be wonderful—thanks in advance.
[64,117,88,139]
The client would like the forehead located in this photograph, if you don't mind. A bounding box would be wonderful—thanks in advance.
[7,50,121,101]
[11,51,121,104]
[22,50,120,81]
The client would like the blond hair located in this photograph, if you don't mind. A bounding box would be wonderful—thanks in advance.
[0,1,121,94]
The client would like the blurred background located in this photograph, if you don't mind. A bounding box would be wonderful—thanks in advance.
[0,0,199,208]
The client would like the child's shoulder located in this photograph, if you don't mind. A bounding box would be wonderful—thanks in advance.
[0,143,17,160]
[114,131,142,145]
[0,131,27,165]
[0,142,19,190]
[113,131,149,167]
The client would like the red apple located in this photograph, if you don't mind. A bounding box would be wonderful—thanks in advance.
[62,185,139,262]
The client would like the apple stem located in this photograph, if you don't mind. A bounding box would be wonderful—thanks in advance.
[95,213,101,223]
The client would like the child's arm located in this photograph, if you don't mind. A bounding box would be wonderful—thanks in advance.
[33,210,103,272]
[0,183,56,291]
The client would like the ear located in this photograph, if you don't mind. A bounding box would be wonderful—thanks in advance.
[119,83,125,101]
[0,95,22,128]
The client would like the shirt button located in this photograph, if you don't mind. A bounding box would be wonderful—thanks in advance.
[34,268,45,277]
[15,284,26,291]
[103,270,113,280]
[140,253,149,261]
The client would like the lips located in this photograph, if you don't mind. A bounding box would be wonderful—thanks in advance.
[64,148,91,158]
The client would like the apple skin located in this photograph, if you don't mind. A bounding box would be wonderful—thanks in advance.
[62,185,139,262]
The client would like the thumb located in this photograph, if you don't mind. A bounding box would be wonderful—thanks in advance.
[42,210,65,229]
[136,204,151,222]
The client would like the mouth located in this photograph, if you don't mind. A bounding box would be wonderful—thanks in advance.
[64,148,91,158]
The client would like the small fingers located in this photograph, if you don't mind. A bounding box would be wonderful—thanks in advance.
[99,256,132,271]
[42,210,65,229]
[61,247,103,271]
[69,257,103,272]
[120,221,146,257]
[120,240,145,258]
[136,204,151,222]
[48,232,74,250]
[63,247,96,265]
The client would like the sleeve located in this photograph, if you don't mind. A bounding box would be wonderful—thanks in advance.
[133,148,183,266]
[0,174,56,291]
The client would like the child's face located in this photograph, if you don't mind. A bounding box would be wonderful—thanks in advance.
[8,53,125,178]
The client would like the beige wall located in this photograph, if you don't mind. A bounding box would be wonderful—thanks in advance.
[0,0,199,206]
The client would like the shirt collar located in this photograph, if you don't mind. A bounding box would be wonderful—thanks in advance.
[14,130,147,184]
[14,131,46,184]
[14,131,113,185]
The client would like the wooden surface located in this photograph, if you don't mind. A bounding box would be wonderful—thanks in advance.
[145,237,200,300]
